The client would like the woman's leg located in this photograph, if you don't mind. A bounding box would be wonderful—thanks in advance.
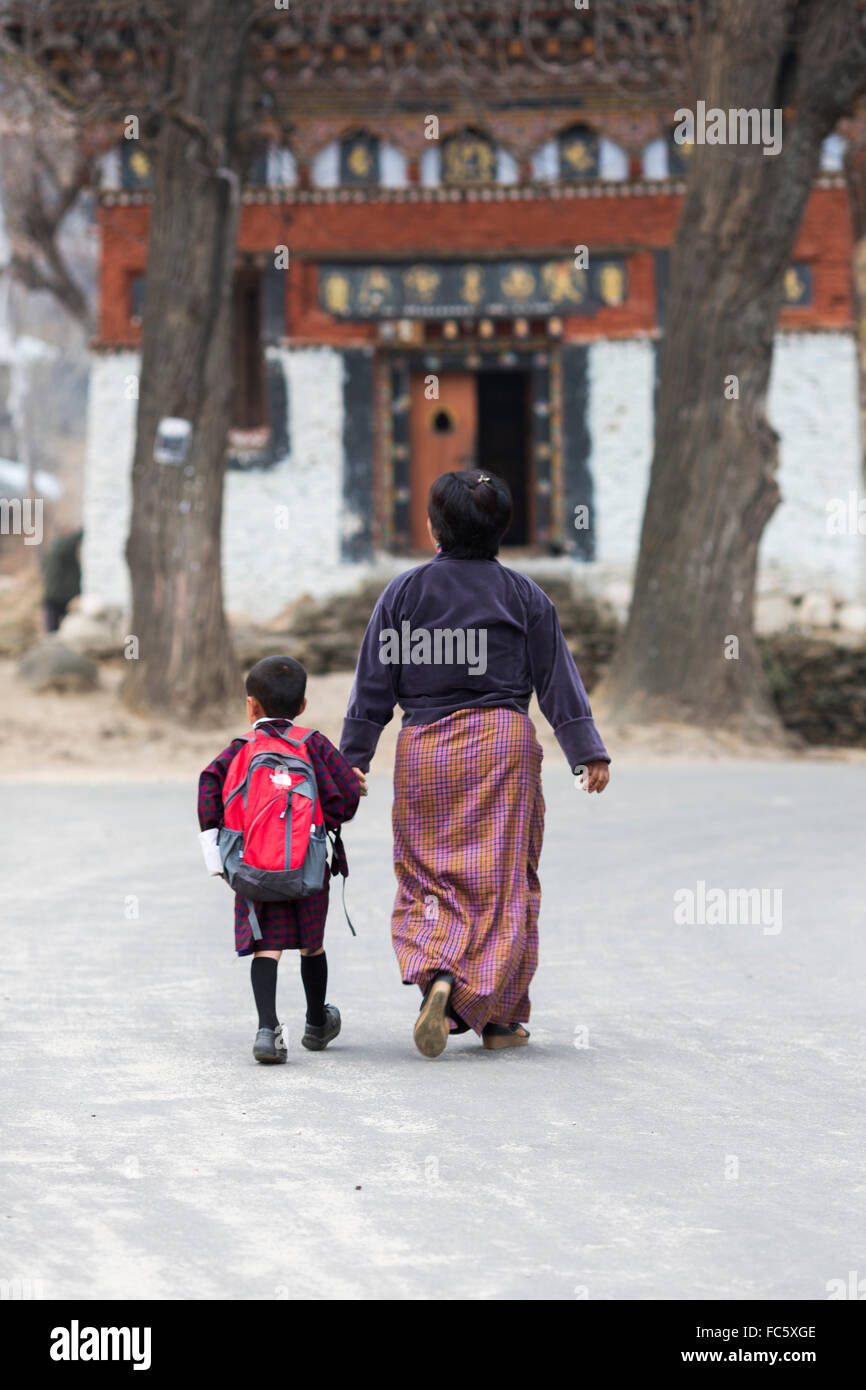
[479,746,544,1045]
[482,1021,530,1050]
[391,710,543,1040]
[414,973,453,1058]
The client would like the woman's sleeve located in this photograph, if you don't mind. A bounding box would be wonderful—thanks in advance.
[527,588,611,771]
[339,593,399,773]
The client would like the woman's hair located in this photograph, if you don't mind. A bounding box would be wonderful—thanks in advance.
[427,469,513,560]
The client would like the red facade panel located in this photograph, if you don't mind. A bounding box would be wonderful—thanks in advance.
[96,185,853,347]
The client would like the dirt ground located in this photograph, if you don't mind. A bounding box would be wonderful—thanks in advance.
[2,657,864,781]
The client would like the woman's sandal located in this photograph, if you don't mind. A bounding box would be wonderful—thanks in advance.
[482,1022,530,1051]
[414,974,453,1058]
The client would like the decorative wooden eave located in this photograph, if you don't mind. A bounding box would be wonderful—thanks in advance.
[97,171,847,210]
[99,178,689,210]
[7,1,695,117]
[11,1,861,200]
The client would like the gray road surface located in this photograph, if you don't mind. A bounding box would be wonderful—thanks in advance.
[1,764,864,1300]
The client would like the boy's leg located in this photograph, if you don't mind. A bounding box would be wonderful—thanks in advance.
[251,949,287,1064]
[251,950,281,1029]
[299,948,340,1051]
[299,947,326,1026]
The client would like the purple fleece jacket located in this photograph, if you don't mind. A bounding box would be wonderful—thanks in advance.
[339,553,610,773]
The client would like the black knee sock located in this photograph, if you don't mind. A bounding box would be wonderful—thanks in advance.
[300,952,327,1026]
[251,956,279,1030]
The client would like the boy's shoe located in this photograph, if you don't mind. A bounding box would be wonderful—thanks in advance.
[301,1004,341,1051]
[253,1023,288,1064]
[414,973,453,1058]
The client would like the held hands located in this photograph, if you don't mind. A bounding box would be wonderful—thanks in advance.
[574,760,610,794]
[352,768,369,797]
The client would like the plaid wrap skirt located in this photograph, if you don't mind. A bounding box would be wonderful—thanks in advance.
[391,705,545,1035]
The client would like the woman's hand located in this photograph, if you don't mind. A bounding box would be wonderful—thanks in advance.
[578,760,609,794]
[352,768,369,797]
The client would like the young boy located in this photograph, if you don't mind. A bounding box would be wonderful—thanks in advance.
[198,656,361,1064]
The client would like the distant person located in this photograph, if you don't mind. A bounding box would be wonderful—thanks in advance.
[341,469,610,1058]
[42,526,82,632]
[197,656,362,1065]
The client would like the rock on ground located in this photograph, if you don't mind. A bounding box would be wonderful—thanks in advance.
[17,639,98,693]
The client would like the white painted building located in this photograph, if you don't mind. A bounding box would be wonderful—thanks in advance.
[83,329,865,624]
[83,122,866,627]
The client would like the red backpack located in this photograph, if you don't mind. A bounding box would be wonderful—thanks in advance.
[218,724,329,939]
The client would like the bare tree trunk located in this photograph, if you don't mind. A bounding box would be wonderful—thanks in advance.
[601,0,866,734]
[0,52,94,331]
[123,0,251,720]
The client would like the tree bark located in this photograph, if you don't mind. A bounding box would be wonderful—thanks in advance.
[600,0,866,734]
[123,0,252,720]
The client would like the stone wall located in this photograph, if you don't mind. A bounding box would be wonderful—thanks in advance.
[580,330,865,603]
[81,348,136,608]
[760,633,866,747]
[82,345,373,620]
[81,330,865,624]
[763,333,865,600]
[586,337,655,571]
[223,345,349,617]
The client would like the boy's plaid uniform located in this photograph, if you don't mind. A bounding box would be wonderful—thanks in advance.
[198,718,360,955]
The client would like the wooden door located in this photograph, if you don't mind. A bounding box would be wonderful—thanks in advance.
[409,371,477,551]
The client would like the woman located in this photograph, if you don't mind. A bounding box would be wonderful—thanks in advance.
[340,469,610,1057]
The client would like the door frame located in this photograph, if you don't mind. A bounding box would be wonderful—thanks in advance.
[380,344,562,556]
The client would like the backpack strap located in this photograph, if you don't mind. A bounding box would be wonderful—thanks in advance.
[275,726,314,747]
[326,827,356,937]
[327,825,348,877]
[247,901,263,942]
[340,872,356,938]
[253,720,314,749]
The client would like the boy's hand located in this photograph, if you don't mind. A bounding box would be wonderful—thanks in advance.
[352,768,368,797]
[576,760,609,794]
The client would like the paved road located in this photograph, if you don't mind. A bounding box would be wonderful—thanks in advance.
[1,764,864,1301]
